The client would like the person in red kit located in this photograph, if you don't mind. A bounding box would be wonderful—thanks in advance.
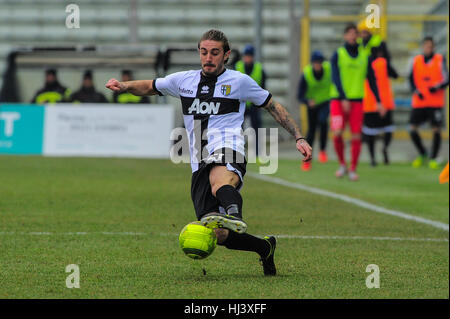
[329,24,368,181]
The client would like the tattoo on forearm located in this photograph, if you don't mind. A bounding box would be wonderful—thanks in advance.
[265,100,301,138]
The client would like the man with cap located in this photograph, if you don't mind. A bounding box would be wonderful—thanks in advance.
[69,70,108,103]
[112,70,151,104]
[235,44,267,158]
[31,69,71,104]
[297,50,332,171]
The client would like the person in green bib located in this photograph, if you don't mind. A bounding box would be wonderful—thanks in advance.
[31,69,71,104]
[330,23,368,181]
[112,70,151,104]
[234,44,266,158]
[357,20,398,78]
[297,50,331,171]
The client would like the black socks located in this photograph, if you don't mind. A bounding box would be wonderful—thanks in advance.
[219,230,270,258]
[410,130,427,156]
[215,185,243,218]
[364,134,376,166]
[431,131,441,159]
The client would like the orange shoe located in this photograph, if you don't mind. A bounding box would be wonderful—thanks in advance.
[301,161,312,171]
[318,151,328,163]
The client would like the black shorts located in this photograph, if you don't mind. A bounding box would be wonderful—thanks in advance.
[191,148,247,220]
[362,111,394,136]
[409,107,444,127]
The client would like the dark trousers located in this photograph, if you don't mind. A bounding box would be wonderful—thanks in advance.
[306,101,330,151]
[244,105,263,156]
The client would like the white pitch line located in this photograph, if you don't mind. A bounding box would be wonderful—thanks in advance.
[247,172,449,232]
[275,235,448,242]
[0,231,447,242]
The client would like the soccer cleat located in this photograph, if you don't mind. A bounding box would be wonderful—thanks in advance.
[260,236,276,276]
[201,212,248,234]
[301,161,311,171]
[335,165,348,178]
[412,155,427,168]
[318,151,328,163]
[348,170,359,181]
[429,159,441,170]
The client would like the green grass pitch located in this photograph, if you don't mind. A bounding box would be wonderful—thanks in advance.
[0,155,448,298]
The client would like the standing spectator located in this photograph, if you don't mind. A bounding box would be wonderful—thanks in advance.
[408,36,449,169]
[329,24,368,181]
[362,46,397,166]
[234,44,266,159]
[297,50,331,171]
[357,20,398,78]
[31,69,71,104]
[69,70,108,103]
[112,70,151,104]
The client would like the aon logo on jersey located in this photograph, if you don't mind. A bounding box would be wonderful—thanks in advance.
[188,98,220,115]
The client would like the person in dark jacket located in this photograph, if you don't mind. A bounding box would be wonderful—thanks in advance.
[69,70,108,103]
[31,69,71,104]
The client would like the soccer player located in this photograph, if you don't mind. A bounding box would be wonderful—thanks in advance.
[362,46,397,166]
[106,29,312,276]
[297,50,332,171]
[330,23,367,181]
[408,36,449,169]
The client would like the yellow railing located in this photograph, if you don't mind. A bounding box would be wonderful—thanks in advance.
[299,0,449,140]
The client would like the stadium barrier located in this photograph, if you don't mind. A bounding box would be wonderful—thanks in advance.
[0,103,175,158]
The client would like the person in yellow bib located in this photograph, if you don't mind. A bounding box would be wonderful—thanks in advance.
[112,70,151,104]
[31,69,71,104]
[408,36,449,169]
[297,50,331,171]
[235,44,266,159]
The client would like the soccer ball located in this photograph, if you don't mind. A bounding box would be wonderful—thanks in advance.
[179,221,217,259]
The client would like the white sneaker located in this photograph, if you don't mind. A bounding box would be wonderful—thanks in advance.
[335,165,348,178]
[348,171,359,181]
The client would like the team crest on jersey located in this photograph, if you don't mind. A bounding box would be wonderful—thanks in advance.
[221,85,231,96]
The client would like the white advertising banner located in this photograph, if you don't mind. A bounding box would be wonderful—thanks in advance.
[43,104,175,158]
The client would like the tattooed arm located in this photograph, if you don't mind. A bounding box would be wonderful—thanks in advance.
[263,98,312,162]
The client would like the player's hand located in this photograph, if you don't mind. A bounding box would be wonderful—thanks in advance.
[296,138,312,162]
[429,85,440,93]
[105,78,127,93]
[376,102,387,117]
[342,99,351,114]
[415,90,425,100]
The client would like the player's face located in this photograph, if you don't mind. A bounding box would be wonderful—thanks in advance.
[199,40,230,76]
[361,30,371,41]
[344,28,358,45]
[312,61,322,72]
[423,40,434,56]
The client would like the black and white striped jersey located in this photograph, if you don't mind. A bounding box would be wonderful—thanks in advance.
[153,68,271,173]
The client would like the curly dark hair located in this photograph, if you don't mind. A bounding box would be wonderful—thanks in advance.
[198,29,231,63]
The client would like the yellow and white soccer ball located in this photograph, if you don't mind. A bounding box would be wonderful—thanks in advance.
[179,221,217,259]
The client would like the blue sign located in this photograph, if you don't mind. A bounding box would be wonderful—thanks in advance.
[0,104,45,154]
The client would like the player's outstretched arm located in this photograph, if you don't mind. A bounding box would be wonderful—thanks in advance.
[263,98,312,162]
[105,78,158,96]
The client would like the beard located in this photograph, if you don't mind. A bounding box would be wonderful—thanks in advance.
[202,62,224,77]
